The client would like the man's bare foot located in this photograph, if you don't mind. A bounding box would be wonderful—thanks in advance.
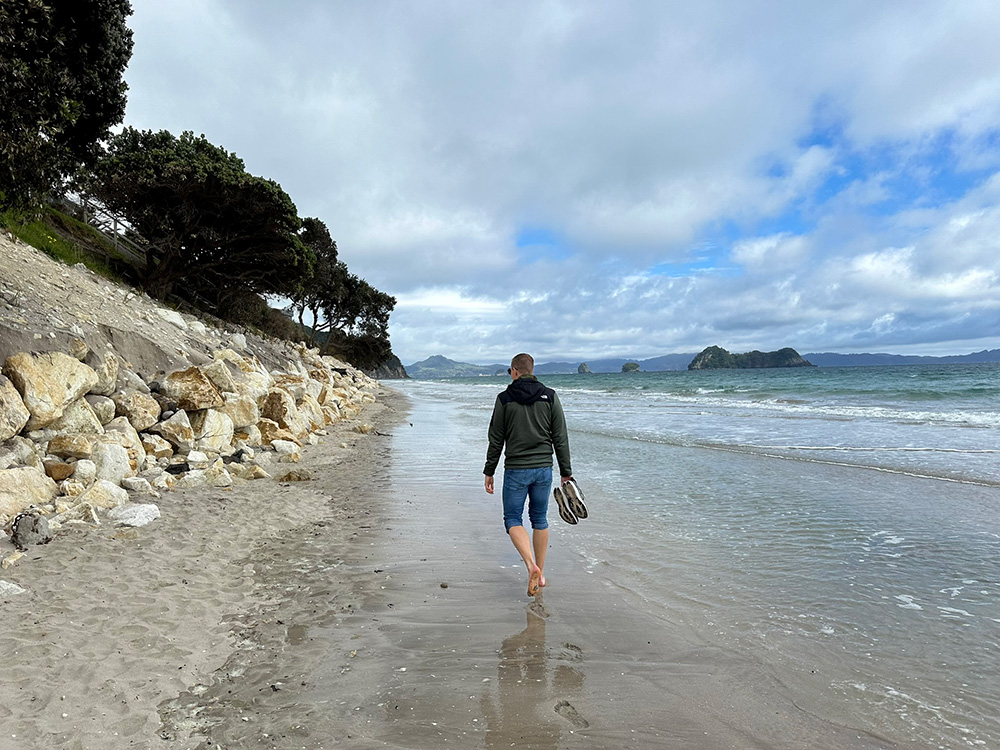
[540,575,547,588]
[528,566,542,596]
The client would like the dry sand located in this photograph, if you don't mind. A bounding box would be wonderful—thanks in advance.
[0,389,406,750]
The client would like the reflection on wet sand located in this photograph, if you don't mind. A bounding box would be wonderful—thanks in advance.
[482,598,588,748]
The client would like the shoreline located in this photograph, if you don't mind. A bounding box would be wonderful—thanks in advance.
[0,387,409,749]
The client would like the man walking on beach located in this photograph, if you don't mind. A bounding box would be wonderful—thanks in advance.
[484,353,573,597]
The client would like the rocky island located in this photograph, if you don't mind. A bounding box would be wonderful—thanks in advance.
[688,345,815,370]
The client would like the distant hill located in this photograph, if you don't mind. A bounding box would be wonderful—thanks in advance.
[805,349,1000,366]
[404,348,1000,379]
[405,355,505,378]
[688,346,814,370]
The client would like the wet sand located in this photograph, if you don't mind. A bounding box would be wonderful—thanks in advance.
[1,388,907,749]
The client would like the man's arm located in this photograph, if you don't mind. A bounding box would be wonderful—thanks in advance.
[551,392,572,477]
[483,395,505,480]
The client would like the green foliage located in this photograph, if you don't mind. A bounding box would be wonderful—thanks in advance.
[0,0,134,210]
[622,361,640,372]
[289,217,396,365]
[86,128,314,304]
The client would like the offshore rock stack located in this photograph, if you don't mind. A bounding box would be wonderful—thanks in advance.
[0,333,378,567]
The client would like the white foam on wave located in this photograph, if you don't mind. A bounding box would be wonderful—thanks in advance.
[938,606,974,618]
[895,594,923,610]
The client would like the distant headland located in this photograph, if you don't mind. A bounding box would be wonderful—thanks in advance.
[687,346,814,370]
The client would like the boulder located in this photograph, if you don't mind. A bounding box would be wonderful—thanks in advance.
[107,502,160,527]
[50,501,99,525]
[0,466,58,519]
[322,403,342,425]
[101,418,145,474]
[189,409,235,453]
[216,392,259,429]
[272,373,309,402]
[48,397,105,435]
[121,477,156,494]
[163,367,224,411]
[84,395,117,425]
[47,434,95,460]
[297,394,325,432]
[140,433,173,460]
[77,479,128,509]
[113,392,161,431]
[200,359,238,394]
[233,423,263,449]
[148,410,195,453]
[0,375,30,441]
[91,442,131,486]
[68,337,89,361]
[256,418,300,447]
[115,365,151,395]
[0,436,40,471]
[3,351,99,430]
[42,459,76,481]
[259,388,309,440]
[10,512,52,548]
[83,349,119,396]
[73,459,97,486]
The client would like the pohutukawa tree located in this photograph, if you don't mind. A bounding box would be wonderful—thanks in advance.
[87,128,313,305]
[289,217,396,368]
[0,0,134,210]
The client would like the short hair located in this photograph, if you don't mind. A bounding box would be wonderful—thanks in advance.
[511,353,534,374]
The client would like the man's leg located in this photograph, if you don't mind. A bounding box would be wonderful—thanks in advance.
[533,528,549,588]
[526,467,553,591]
[502,469,543,596]
[508,525,542,595]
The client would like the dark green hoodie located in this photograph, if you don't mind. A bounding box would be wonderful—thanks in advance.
[483,375,572,477]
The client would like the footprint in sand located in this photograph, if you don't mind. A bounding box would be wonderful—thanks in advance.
[554,699,589,728]
[557,642,583,662]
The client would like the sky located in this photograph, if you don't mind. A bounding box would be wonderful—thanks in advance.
[119,1,1000,365]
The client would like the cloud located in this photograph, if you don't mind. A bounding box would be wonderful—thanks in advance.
[119,1,1000,364]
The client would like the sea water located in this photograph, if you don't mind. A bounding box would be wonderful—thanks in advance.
[390,364,1000,748]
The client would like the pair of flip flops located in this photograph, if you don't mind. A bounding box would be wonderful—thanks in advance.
[553,479,588,524]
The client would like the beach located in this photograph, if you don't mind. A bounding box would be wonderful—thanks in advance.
[0,390,404,749]
[4,367,998,749]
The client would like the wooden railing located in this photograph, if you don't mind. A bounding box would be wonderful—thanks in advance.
[52,193,152,268]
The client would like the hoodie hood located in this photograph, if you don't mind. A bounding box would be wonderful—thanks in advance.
[505,376,550,405]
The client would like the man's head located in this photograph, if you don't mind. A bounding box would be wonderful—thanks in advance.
[510,353,534,377]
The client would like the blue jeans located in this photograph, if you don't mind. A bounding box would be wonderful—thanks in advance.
[501,467,552,532]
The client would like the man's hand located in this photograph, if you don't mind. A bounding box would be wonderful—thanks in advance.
[561,476,573,485]
[484,475,494,494]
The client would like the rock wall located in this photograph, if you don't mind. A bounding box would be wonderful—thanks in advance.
[0,235,383,562]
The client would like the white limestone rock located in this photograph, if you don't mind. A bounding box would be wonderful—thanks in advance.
[163,366,224,411]
[91,442,130,486]
[189,409,234,453]
[0,375,29,441]
[77,479,129,509]
[84,394,117,425]
[107,502,160,526]
[148,409,195,453]
[113,392,161,431]
[0,466,58,519]
[3,351,99,430]
[83,349,119,396]
[48,397,105,435]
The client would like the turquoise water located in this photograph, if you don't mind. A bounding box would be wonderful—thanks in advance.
[391,363,1000,748]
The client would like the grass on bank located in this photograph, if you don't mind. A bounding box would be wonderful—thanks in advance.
[1,205,124,283]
